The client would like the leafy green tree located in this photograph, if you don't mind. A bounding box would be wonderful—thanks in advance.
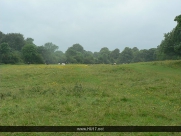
[83,51,95,64]
[132,47,140,62]
[44,42,59,53]
[132,47,139,52]
[0,42,10,54]
[71,44,84,53]
[25,38,34,45]
[146,48,157,61]
[118,47,133,63]
[0,31,5,40]
[93,52,99,58]
[37,46,47,62]
[93,52,100,64]
[0,42,23,64]
[10,51,23,63]
[74,52,84,63]
[110,48,120,63]
[54,51,67,63]
[65,44,84,63]
[38,42,59,64]
[173,15,181,55]
[98,47,110,64]
[65,48,78,63]
[132,51,143,62]
[22,44,43,64]
[133,49,157,62]
[0,43,11,63]
[0,33,25,51]
[159,14,181,58]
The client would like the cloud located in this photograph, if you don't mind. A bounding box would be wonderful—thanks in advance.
[0,0,181,52]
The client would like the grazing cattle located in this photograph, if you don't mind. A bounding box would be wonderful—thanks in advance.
[62,63,65,65]
[58,63,60,65]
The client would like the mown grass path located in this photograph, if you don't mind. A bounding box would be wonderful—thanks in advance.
[0,61,181,135]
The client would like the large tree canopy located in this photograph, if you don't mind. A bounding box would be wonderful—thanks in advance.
[44,42,59,53]
[0,33,25,51]
[22,44,43,64]
[65,44,84,63]
[118,47,133,63]
[159,14,181,57]
[98,47,110,64]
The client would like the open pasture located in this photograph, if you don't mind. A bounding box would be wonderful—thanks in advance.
[0,61,181,136]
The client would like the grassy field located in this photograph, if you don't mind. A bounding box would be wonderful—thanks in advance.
[0,60,181,136]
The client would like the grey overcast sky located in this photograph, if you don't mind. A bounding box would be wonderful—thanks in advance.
[0,0,181,52]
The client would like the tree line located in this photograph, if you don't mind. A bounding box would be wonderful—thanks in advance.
[0,14,180,64]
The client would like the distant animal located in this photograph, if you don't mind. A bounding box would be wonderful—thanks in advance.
[62,63,65,65]
[58,63,60,65]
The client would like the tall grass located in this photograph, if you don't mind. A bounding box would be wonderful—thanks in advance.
[0,60,181,135]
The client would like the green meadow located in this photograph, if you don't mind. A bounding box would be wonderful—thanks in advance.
[0,60,181,136]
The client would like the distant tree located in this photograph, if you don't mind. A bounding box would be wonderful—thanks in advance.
[10,51,23,63]
[0,43,11,63]
[85,51,94,56]
[25,38,34,45]
[0,42,23,64]
[65,44,84,63]
[0,42,10,54]
[173,15,181,55]
[38,42,59,64]
[44,42,59,53]
[93,52,100,64]
[83,51,94,64]
[22,44,43,64]
[98,47,110,64]
[71,44,84,53]
[132,47,140,62]
[74,52,83,63]
[159,14,181,58]
[53,51,67,63]
[132,47,139,52]
[66,49,77,63]
[146,48,157,61]
[37,46,47,62]
[110,48,120,63]
[118,47,133,63]
[0,33,25,51]
[0,31,5,40]
[132,51,143,62]
[93,52,99,59]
